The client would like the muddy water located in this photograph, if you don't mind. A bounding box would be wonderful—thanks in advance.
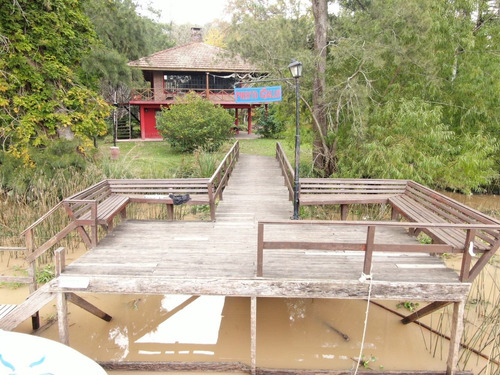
[2,193,500,374]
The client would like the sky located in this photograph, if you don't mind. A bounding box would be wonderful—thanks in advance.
[136,0,230,26]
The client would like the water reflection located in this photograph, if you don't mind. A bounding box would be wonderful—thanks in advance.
[137,295,225,348]
[28,295,462,371]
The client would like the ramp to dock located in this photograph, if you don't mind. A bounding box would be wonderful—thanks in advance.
[0,282,54,330]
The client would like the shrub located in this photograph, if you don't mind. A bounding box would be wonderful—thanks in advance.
[256,105,286,138]
[156,93,233,152]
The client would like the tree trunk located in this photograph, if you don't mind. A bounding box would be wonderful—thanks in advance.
[311,0,332,175]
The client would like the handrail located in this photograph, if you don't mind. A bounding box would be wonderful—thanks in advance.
[209,141,240,200]
[20,201,63,236]
[275,142,294,199]
[256,220,500,281]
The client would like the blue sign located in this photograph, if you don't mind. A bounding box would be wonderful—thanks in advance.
[234,86,282,103]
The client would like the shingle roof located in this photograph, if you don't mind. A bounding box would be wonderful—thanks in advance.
[128,42,258,73]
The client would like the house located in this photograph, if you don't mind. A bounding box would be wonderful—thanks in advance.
[128,28,262,139]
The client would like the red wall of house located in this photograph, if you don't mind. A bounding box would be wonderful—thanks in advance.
[140,106,162,139]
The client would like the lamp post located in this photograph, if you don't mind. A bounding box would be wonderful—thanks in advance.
[288,59,302,220]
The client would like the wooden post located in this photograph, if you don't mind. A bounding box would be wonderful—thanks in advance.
[248,107,252,134]
[446,300,465,375]
[250,296,257,375]
[235,108,239,133]
[208,183,216,222]
[166,204,174,221]
[90,201,98,248]
[340,204,348,221]
[55,247,66,276]
[57,292,69,346]
[460,229,476,282]
[54,246,69,345]
[257,223,264,277]
[363,226,375,276]
[25,229,40,330]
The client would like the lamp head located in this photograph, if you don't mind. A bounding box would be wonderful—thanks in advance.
[288,59,303,78]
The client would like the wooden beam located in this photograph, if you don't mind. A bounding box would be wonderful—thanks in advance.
[251,296,257,375]
[26,222,77,263]
[99,361,473,375]
[99,361,249,372]
[459,229,476,282]
[467,241,500,281]
[257,223,264,277]
[66,293,112,322]
[402,301,451,324]
[57,292,69,345]
[363,226,375,276]
[446,300,466,375]
[52,276,471,301]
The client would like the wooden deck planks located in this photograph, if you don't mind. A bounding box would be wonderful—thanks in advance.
[55,154,468,301]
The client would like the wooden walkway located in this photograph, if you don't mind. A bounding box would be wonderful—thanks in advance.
[50,154,468,301]
[1,153,475,375]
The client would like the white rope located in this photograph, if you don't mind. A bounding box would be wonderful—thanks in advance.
[354,273,373,375]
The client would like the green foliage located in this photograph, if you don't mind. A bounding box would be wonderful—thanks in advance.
[225,0,499,192]
[256,105,286,138]
[82,0,174,92]
[156,93,233,153]
[0,0,110,165]
[0,140,89,200]
[36,264,55,284]
[397,301,420,312]
[195,149,219,178]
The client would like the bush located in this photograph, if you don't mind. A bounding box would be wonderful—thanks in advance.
[156,93,233,152]
[256,105,286,138]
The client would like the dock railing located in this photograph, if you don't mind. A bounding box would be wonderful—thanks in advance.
[257,220,500,282]
[209,140,240,202]
[275,142,294,200]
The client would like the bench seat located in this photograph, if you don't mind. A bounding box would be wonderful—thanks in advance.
[77,194,130,227]
[127,194,211,205]
[389,193,490,252]
[299,193,397,206]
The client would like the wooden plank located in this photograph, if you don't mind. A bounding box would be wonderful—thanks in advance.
[0,276,32,284]
[402,301,451,324]
[66,293,112,322]
[0,305,17,320]
[0,282,55,330]
[51,275,471,301]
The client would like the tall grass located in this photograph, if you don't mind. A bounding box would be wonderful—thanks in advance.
[0,142,227,267]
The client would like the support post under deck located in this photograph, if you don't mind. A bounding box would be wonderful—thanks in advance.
[251,296,257,375]
[446,300,466,375]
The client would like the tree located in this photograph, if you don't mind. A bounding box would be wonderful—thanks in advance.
[82,0,174,102]
[329,0,499,192]
[0,0,109,165]
[156,93,233,152]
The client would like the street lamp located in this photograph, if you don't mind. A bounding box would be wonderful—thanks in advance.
[288,59,302,220]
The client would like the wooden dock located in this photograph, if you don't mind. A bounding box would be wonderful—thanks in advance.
[3,150,494,375]
[52,154,468,301]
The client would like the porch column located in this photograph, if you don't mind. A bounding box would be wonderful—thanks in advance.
[235,108,239,134]
[248,107,252,135]
[206,72,210,99]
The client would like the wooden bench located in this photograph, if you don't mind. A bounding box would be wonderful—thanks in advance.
[389,181,500,253]
[63,180,130,233]
[107,178,215,221]
[299,178,408,219]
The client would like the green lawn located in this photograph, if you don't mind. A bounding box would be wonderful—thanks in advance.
[98,136,311,179]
